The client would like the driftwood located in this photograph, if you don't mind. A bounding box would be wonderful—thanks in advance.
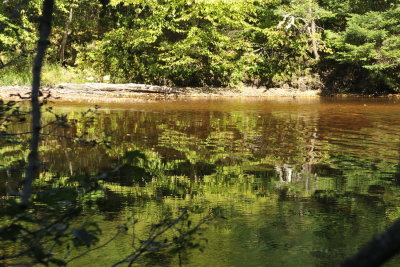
[56,83,180,94]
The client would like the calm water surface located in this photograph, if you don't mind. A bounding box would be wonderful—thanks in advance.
[2,97,400,266]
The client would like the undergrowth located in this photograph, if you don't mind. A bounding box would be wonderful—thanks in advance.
[0,61,90,86]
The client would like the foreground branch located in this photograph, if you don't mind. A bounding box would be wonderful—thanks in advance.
[21,0,54,207]
[341,218,400,267]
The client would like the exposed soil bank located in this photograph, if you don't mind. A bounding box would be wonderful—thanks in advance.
[2,83,399,104]
[0,83,321,103]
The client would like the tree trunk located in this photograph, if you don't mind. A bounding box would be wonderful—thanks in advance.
[22,0,54,207]
[308,4,319,60]
[58,6,74,64]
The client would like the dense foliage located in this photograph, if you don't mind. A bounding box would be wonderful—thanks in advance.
[1,0,399,92]
[325,7,400,92]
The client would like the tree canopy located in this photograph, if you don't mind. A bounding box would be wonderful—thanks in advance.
[1,0,399,92]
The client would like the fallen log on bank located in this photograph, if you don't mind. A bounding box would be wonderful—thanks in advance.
[55,83,181,94]
[0,83,323,103]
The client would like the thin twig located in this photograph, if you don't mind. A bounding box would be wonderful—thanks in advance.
[66,228,124,264]
[112,211,188,267]
[0,52,32,70]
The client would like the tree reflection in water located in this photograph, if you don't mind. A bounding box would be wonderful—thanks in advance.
[2,98,400,266]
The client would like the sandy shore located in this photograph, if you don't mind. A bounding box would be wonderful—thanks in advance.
[0,83,321,103]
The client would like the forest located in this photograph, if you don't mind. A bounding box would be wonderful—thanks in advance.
[1,0,399,94]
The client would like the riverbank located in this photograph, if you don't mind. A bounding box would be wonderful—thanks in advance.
[0,83,321,103]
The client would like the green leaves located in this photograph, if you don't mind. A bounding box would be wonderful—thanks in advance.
[77,0,257,86]
[1,0,398,91]
[330,7,400,91]
[0,1,38,60]
[0,223,25,241]
[71,222,102,247]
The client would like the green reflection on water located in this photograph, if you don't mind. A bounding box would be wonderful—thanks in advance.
[2,98,400,266]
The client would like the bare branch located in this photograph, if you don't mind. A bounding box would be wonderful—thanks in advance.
[0,52,33,70]
[66,226,126,264]
[112,211,188,267]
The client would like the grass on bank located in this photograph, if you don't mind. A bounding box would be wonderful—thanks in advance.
[0,60,324,96]
[0,62,93,87]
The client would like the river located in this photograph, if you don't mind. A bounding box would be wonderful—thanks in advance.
[2,97,400,266]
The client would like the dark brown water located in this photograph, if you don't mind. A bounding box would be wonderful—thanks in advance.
[2,97,400,266]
